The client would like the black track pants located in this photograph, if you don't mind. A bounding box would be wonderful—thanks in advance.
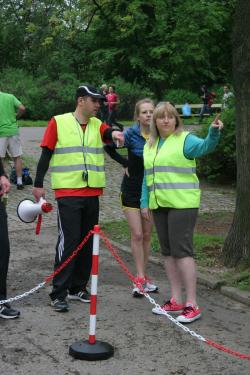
[50,196,99,301]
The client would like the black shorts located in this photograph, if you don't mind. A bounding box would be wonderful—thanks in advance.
[120,192,140,209]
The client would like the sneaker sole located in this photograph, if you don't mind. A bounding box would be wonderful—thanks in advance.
[68,295,90,303]
[50,304,69,312]
[132,291,144,298]
[152,307,184,315]
[144,287,159,293]
[176,313,201,323]
[0,313,20,319]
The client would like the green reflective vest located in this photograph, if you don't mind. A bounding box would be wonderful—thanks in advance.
[143,131,200,209]
[50,113,105,189]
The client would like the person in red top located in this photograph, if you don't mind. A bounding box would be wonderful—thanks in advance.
[106,85,120,126]
[32,85,124,312]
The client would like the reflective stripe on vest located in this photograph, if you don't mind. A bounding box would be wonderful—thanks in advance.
[145,166,196,175]
[50,164,105,172]
[50,113,105,189]
[143,131,200,209]
[53,146,103,154]
[148,182,200,191]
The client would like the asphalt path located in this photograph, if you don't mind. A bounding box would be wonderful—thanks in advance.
[1,226,249,375]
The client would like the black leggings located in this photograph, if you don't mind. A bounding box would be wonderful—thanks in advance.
[0,200,10,300]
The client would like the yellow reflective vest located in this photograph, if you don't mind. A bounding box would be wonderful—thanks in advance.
[143,131,200,209]
[50,113,105,189]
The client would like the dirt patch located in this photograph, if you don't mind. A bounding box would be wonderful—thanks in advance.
[196,211,233,236]
[195,211,234,269]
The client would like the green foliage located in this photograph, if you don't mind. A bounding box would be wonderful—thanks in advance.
[163,89,200,105]
[197,107,236,183]
[112,77,154,120]
[0,0,236,101]
[0,68,78,120]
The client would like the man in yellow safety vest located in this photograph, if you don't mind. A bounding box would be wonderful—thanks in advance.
[32,85,124,312]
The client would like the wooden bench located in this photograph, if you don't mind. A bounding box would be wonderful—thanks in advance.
[175,103,222,117]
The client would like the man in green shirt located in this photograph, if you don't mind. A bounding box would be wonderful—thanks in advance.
[0,91,26,189]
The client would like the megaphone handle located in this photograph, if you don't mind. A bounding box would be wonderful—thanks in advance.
[36,214,42,235]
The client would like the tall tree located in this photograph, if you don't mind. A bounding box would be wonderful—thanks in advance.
[0,0,235,96]
[222,0,250,266]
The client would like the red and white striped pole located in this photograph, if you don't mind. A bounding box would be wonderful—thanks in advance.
[69,224,114,360]
[88,224,100,344]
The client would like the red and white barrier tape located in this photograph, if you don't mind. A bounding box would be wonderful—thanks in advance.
[99,229,250,361]
[1,228,249,361]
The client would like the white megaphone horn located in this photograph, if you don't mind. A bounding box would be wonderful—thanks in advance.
[17,198,53,223]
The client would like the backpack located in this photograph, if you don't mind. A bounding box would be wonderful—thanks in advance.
[10,167,33,185]
[22,167,33,185]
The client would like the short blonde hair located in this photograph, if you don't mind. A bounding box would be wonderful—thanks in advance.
[148,102,183,147]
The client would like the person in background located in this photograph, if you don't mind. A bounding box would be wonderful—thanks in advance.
[105,98,158,297]
[99,84,109,122]
[0,158,20,319]
[32,84,124,313]
[141,102,223,323]
[222,85,234,111]
[208,91,216,111]
[106,85,120,126]
[198,85,211,124]
[0,90,25,189]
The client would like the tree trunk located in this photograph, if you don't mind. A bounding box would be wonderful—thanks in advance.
[222,0,250,266]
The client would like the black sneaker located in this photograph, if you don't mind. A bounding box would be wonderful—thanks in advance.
[68,289,91,303]
[17,184,24,190]
[50,298,69,312]
[0,303,20,319]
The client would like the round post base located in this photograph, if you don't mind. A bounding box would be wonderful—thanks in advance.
[69,340,114,361]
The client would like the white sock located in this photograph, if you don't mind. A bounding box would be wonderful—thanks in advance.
[17,177,22,185]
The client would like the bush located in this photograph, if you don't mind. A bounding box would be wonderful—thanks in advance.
[109,76,154,120]
[162,89,200,105]
[33,73,78,120]
[0,68,79,120]
[0,67,38,118]
[0,69,155,121]
[196,107,236,183]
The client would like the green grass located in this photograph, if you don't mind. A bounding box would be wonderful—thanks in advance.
[120,120,133,127]
[100,218,250,292]
[18,119,133,128]
[224,270,250,291]
[101,219,160,252]
[17,118,205,128]
[101,219,225,258]
[18,120,48,127]
[193,233,224,267]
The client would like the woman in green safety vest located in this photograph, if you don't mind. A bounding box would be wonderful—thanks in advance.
[141,102,223,323]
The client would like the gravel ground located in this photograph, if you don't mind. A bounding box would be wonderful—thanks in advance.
[1,127,247,375]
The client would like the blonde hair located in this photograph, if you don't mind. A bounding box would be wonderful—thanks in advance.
[148,101,183,147]
[134,98,155,122]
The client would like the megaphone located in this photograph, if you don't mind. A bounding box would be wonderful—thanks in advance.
[17,198,53,223]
